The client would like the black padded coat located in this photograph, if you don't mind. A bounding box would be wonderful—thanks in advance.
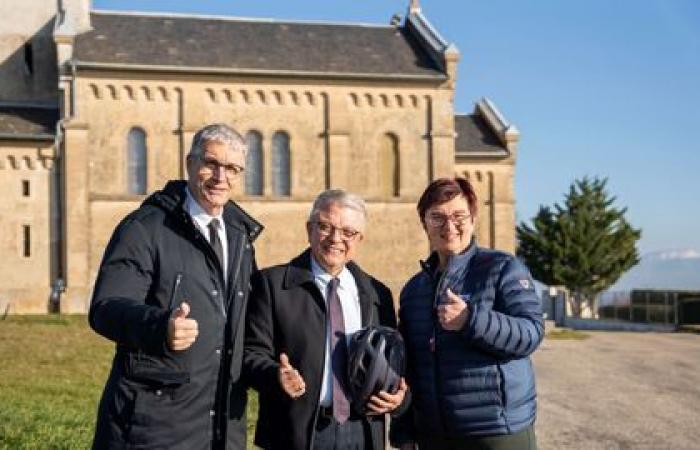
[89,180,262,450]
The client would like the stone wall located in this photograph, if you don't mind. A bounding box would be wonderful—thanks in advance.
[0,71,516,312]
[73,74,455,197]
[56,73,457,311]
[455,158,516,254]
[0,141,55,313]
[86,197,429,308]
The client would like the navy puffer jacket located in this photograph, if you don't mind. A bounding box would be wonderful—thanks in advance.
[392,241,544,443]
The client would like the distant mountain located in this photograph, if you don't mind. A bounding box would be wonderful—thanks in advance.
[606,249,700,292]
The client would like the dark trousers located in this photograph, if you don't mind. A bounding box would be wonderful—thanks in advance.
[417,425,536,450]
[312,412,374,450]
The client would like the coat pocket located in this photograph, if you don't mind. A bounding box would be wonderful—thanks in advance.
[126,351,191,387]
[128,387,180,447]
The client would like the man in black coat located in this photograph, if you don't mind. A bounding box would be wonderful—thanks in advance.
[89,123,263,449]
[245,189,407,450]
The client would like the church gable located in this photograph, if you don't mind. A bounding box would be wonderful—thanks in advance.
[454,114,509,158]
[455,98,519,159]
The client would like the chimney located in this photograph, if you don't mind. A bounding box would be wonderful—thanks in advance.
[60,0,92,34]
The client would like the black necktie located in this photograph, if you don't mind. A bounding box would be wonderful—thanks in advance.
[208,218,224,272]
[327,278,351,423]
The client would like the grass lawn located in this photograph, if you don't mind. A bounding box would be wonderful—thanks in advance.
[0,315,259,449]
[545,328,590,340]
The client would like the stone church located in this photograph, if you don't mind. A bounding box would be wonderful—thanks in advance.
[0,0,520,313]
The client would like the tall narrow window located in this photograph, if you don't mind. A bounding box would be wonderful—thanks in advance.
[245,131,263,195]
[271,131,290,196]
[23,41,34,75]
[23,225,31,257]
[22,180,30,197]
[127,127,147,194]
[379,133,400,197]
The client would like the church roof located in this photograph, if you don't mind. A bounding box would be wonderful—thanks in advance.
[454,113,510,158]
[72,11,446,80]
[0,105,59,140]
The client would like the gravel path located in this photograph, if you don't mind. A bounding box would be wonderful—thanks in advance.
[533,329,700,449]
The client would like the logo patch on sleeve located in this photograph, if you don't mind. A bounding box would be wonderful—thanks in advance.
[519,279,532,290]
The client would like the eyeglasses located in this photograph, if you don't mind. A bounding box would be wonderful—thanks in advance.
[313,221,361,241]
[425,212,471,228]
[194,155,244,178]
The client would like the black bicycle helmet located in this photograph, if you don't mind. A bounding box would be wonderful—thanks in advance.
[346,326,405,414]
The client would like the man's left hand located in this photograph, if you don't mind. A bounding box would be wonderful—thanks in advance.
[437,288,469,331]
[366,378,408,415]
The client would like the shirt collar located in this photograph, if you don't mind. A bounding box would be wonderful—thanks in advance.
[310,255,354,293]
[185,186,224,230]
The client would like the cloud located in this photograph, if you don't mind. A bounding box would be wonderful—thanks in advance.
[644,249,700,261]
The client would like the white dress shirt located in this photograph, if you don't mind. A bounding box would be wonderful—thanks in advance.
[185,187,228,281]
[311,257,362,407]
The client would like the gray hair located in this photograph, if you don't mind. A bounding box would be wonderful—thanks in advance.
[188,123,247,158]
[308,189,367,224]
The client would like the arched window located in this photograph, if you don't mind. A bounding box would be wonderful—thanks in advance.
[379,133,400,197]
[245,131,263,195]
[272,131,291,196]
[127,127,147,194]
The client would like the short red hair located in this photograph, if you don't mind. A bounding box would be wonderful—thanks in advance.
[417,177,478,223]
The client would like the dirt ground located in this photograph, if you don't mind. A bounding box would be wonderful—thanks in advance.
[533,328,700,449]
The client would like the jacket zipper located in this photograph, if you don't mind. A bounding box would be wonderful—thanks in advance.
[212,234,248,443]
[228,233,247,297]
[168,272,183,310]
[430,269,449,434]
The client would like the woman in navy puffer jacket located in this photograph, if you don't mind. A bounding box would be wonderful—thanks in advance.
[392,177,544,450]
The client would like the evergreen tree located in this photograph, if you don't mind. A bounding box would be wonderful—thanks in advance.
[517,177,641,315]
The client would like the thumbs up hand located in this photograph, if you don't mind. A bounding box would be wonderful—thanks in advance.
[278,353,306,399]
[167,302,199,351]
[437,288,469,331]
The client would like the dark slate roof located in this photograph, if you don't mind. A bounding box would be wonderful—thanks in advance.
[454,114,509,157]
[73,12,445,79]
[0,105,59,140]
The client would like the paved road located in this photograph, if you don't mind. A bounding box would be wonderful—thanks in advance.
[533,329,700,449]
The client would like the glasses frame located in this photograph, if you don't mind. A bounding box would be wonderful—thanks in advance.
[193,154,245,178]
[425,212,472,229]
[312,220,362,241]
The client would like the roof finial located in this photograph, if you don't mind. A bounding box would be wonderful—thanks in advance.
[409,0,421,14]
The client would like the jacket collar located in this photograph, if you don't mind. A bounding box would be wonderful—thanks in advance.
[283,248,376,326]
[420,238,478,280]
[282,249,316,289]
[143,180,264,242]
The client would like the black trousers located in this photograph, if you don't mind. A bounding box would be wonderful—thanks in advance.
[312,410,375,450]
[417,425,537,450]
